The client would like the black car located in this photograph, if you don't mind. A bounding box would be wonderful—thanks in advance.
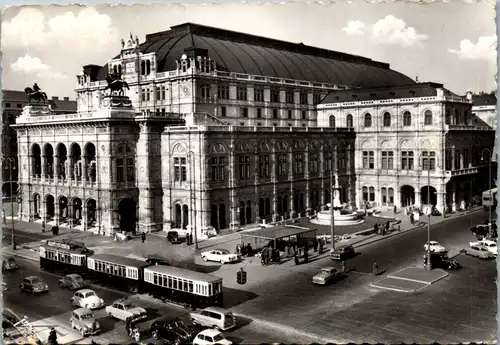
[2,257,19,271]
[167,231,183,244]
[330,245,356,261]
[426,253,461,270]
[146,255,170,266]
[150,317,199,344]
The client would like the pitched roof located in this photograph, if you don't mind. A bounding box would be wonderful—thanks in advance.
[98,23,414,88]
[472,93,496,106]
[321,82,461,104]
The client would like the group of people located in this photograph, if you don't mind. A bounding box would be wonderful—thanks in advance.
[373,221,392,235]
[259,246,281,266]
[234,243,254,257]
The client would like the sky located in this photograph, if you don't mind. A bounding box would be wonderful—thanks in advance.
[1,1,496,99]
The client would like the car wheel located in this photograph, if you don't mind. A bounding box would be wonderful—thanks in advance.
[134,332,141,342]
[152,330,159,340]
[220,260,225,264]
[71,322,75,329]
[85,304,90,309]
[59,282,63,288]
[191,319,197,325]
[80,328,85,337]
[108,313,114,319]
[202,256,208,262]
[213,325,220,331]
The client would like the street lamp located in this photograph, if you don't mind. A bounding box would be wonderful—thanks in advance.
[329,162,339,251]
[187,151,199,249]
[419,152,438,271]
[2,157,17,250]
[481,148,495,226]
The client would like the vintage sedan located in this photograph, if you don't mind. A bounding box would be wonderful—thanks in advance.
[312,267,343,285]
[59,274,86,290]
[193,329,232,345]
[70,307,101,337]
[71,289,104,310]
[201,249,239,264]
[466,244,495,259]
[469,239,497,256]
[105,299,147,321]
[19,276,49,295]
[423,241,447,253]
[2,257,19,271]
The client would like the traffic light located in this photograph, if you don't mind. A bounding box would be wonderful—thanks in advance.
[236,268,247,285]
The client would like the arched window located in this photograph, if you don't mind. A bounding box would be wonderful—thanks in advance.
[403,111,411,126]
[424,110,433,125]
[140,61,146,76]
[346,114,353,128]
[381,187,387,204]
[362,186,368,202]
[364,113,372,127]
[369,186,375,202]
[383,112,391,127]
[329,115,335,128]
[146,60,151,75]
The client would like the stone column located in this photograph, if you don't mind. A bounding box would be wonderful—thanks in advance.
[304,148,310,216]
[460,151,464,170]
[452,189,457,212]
[82,156,88,183]
[83,205,88,231]
[415,191,421,206]
[451,148,455,170]
[41,155,47,180]
[288,150,295,219]
[54,155,60,182]
[229,143,238,230]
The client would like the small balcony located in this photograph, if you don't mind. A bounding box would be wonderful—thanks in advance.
[445,167,479,177]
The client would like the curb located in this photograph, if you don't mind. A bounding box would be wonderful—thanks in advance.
[369,282,416,293]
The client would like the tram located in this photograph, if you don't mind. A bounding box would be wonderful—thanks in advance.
[86,254,150,293]
[39,240,94,276]
[143,265,223,308]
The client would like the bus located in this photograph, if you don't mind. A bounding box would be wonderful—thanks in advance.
[482,188,497,211]
[142,265,223,309]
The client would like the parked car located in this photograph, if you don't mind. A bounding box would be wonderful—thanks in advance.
[150,316,200,344]
[146,255,171,266]
[19,276,49,295]
[426,253,461,270]
[70,307,101,337]
[423,241,447,253]
[312,266,343,285]
[466,244,495,259]
[59,274,86,290]
[193,329,232,345]
[167,231,183,244]
[105,299,147,321]
[201,249,239,264]
[2,257,19,271]
[330,245,355,261]
[71,289,104,310]
[469,239,497,256]
[190,307,236,331]
[470,224,490,238]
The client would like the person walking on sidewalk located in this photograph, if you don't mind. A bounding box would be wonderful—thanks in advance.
[294,252,299,265]
[341,260,346,273]
[2,208,6,224]
[313,238,318,252]
[42,221,46,233]
[141,232,146,243]
[319,238,324,253]
[373,261,379,276]
[410,213,414,225]
[393,205,397,215]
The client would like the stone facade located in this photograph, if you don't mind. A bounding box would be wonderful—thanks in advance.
[317,83,496,214]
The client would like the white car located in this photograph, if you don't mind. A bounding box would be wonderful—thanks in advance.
[423,241,447,253]
[470,239,497,256]
[193,329,232,345]
[312,267,343,285]
[105,299,147,321]
[71,289,104,310]
[201,249,239,264]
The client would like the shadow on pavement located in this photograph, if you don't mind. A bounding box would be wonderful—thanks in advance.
[222,287,259,309]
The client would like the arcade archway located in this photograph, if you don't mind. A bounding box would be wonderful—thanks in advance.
[420,186,437,206]
[45,195,55,220]
[118,198,137,232]
[400,185,415,207]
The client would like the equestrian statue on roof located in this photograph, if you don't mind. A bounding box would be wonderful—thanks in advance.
[24,82,48,104]
[104,71,130,97]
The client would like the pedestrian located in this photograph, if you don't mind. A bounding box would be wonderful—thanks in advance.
[313,238,318,252]
[275,248,280,264]
[385,221,390,233]
[304,248,309,263]
[319,238,324,253]
[246,243,253,256]
[284,244,290,258]
[294,253,299,265]
[132,223,137,237]
[235,244,240,255]
[141,232,146,243]
[2,208,5,224]
[393,205,397,215]
[189,233,194,245]
[341,260,346,272]
[42,221,46,233]
[374,223,378,234]
[372,261,379,276]
[48,327,58,345]
[410,213,414,225]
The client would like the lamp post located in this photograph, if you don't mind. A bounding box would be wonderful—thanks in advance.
[2,157,17,250]
[187,151,199,249]
[329,163,339,251]
[481,148,494,226]
[420,152,436,271]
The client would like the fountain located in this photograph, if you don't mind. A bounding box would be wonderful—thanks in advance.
[311,175,365,226]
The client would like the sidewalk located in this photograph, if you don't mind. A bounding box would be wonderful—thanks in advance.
[371,267,449,293]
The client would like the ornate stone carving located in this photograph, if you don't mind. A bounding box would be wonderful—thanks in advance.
[172,143,187,154]
[309,140,320,150]
[259,142,270,152]
[210,143,226,153]
[293,140,305,150]
[276,141,289,151]
[101,145,106,153]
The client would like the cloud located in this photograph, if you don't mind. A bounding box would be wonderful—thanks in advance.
[342,20,365,35]
[448,35,497,62]
[2,7,119,53]
[371,15,428,47]
[11,55,67,80]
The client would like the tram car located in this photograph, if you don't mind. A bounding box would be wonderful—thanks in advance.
[39,240,94,276]
[143,265,223,309]
[86,254,150,293]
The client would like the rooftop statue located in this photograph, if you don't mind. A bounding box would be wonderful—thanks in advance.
[24,82,48,104]
[104,72,130,97]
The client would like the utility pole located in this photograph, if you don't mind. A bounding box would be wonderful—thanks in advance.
[330,161,336,251]
[2,157,17,250]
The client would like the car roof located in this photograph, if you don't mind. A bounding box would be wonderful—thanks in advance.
[66,273,82,278]
[481,240,496,244]
[25,276,40,280]
[154,316,182,323]
[320,266,336,271]
[76,289,94,294]
[74,307,93,314]
[202,306,229,313]
[200,329,222,336]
